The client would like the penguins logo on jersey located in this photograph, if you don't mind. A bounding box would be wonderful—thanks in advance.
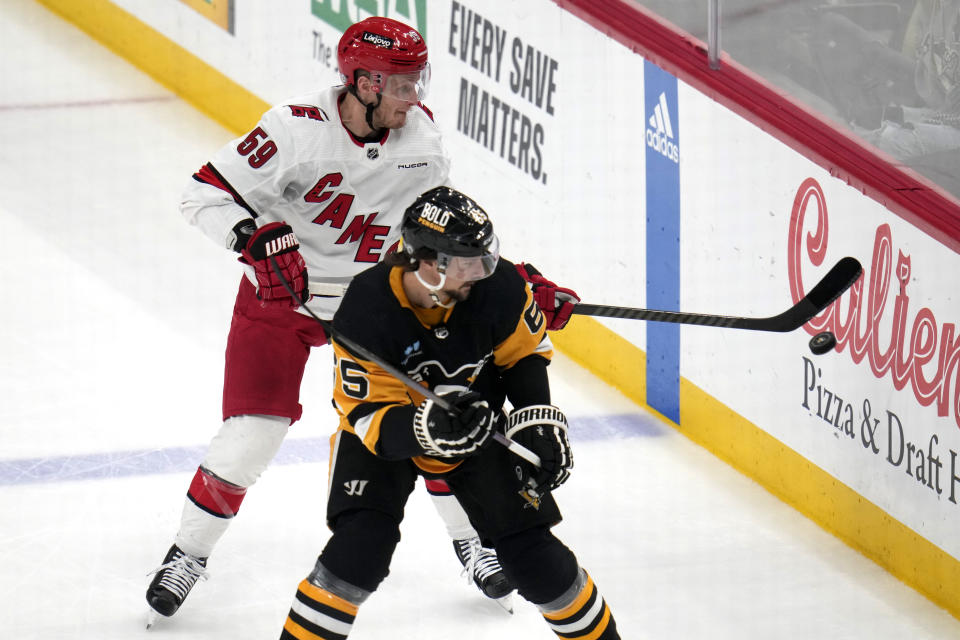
[407,357,488,388]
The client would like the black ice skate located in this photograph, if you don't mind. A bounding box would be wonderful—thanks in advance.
[453,537,514,613]
[145,544,208,628]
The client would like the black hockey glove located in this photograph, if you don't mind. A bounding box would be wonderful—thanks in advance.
[412,391,495,458]
[506,404,573,493]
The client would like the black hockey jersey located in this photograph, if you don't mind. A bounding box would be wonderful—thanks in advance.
[330,259,553,474]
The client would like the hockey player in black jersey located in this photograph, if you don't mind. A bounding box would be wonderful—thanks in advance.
[278,186,620,640]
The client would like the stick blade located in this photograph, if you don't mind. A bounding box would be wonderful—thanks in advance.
[803,256,863,312]
[735,256,862,332]
[760,256,863,332]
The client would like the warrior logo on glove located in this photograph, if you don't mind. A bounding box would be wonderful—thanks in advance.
[262,231,298,257]
[506,404,573,495]
[238,221,309,308]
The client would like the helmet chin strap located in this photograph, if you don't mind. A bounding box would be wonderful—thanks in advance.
[414,269,455,308]
[364,93,383,131]
[347,85,384,134]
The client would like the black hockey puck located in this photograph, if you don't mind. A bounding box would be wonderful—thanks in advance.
[809,331,837,355]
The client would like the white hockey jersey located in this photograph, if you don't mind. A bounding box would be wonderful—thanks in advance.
[181,86,451,319]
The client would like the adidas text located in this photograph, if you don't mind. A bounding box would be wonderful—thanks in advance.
[646,92,680,163]
[646,129,679,163]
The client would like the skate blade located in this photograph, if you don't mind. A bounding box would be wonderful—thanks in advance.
[494,594,514,614]
[146,608,161,630]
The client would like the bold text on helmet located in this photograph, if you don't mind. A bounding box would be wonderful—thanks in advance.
[419,203,452,230]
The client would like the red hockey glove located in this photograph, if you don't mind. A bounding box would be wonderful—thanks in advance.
[239,222,308,308]
[515,263,580,331]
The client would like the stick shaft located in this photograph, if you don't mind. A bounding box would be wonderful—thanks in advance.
[268,258,541,467]
[572,256,862,333]
[330,326,544,467]
[572,304,744,327]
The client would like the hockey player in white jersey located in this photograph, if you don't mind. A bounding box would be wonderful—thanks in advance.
[145,16,579,625]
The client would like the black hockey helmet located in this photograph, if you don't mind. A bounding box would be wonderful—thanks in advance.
[401,186,500,280]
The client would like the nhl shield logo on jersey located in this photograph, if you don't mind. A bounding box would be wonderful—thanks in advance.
[367,146,380,160]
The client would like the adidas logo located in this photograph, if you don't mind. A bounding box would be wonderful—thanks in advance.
[646,92,679,163]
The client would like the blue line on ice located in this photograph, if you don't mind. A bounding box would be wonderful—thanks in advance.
[0,413,661,486]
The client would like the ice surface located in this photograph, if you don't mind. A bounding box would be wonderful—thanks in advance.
[1,0,957,638]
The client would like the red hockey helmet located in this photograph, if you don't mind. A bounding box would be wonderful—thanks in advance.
[337,17,430,101]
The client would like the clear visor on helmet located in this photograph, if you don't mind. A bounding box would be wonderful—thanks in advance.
[437,234,500,281]
[373,63,431,102]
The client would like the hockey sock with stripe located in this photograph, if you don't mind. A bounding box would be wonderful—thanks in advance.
[280,560,371,640]
[424,477,478,540]
[539,570,619,640]
[174,466,246,557]
[280,579,361,640]
[186,465,247,518]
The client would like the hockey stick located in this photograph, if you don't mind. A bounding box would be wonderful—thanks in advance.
[571,256,862,331]
[267,258,542,469]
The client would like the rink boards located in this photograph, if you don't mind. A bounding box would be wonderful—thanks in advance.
[37,0,960,618]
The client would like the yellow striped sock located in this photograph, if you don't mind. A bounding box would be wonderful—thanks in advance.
[541,572,618,640]
[279,579,358,640]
